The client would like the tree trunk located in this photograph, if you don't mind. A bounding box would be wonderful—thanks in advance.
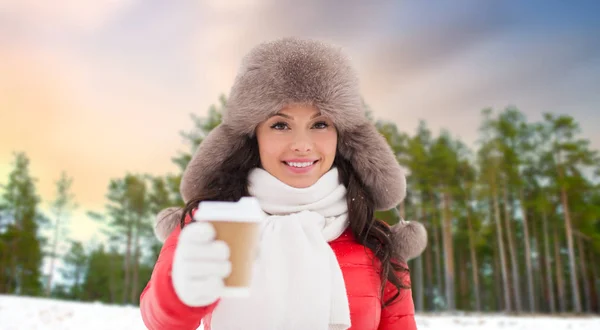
[6,224,21,294]
[424,223,434,311]
[502,183,522,313]
[414,255,424,312]
[433,214,444,307]
[492,185,511,312]
[588,248,599,313]
[576,235,592,313]
[441,190,455,311]
[398,200,405,220]
[553,224,567,313]
[109,249,117,304]
[530,212,543,311]
[0,241,8,293]
[466,206,481,311]
[46,212,62,297]
[413,199,424,312]
[558,184,581,313]
[458,249,469,310]
[123,221,133,304]
[493,244,503,311]
[130,224,141,305]
[542,209,556,313]
[422,200,434,311]
[538,236,548,312]
[519,189,535,312]
[74,264,82,300]
[9,240,18,294]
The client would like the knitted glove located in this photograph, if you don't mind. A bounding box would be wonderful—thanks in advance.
[171,221,231,307]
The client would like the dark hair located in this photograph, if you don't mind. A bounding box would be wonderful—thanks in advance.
[180,135,408,307]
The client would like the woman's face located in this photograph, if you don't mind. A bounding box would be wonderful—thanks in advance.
[255,103,338,188]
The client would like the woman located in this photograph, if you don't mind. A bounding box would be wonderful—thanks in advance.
[141,37,427,330]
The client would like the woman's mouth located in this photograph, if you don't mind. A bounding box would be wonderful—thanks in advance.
[282,160,319,173]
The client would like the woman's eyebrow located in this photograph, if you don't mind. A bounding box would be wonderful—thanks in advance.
[268,112,323,120]
[269,113,292,119]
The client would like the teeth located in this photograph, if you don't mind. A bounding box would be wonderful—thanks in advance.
[286,161,314,168]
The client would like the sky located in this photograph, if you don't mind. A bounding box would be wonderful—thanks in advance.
[1,0,599,246]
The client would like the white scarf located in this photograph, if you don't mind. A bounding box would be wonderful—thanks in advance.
[209,167,352,330]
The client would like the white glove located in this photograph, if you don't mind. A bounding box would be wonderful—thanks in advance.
[171,221,231,307]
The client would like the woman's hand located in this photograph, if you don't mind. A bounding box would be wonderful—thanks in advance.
[171,222,231,307]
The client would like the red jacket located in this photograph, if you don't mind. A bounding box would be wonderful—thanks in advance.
[140,214,417,330]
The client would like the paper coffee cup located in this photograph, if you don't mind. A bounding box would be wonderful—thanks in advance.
[193,197,264,297]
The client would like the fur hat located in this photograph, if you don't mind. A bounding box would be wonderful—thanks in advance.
[154,37,427,261]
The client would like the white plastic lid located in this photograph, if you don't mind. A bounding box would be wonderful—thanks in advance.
[193,197,265,222]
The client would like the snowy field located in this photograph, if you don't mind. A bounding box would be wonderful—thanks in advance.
[1,295,599,330]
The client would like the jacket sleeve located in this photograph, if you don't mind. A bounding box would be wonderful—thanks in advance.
[140,212,218,330]
[378,265,417,330]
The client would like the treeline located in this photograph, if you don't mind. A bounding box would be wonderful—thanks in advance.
[377,108,600,314]
[0,96,598,314]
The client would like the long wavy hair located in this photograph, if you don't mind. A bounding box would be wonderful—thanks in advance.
[179,134,409,307]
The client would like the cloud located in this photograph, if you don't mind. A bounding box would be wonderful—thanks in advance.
[187,1,598,130]
[0,0,138,32]
[186,0,406,116]
[186,0,516,104]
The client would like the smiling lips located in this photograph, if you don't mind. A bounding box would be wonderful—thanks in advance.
[283,159,319,174]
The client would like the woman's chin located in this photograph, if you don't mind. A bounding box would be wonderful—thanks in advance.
[265,160,334,188]
[277,168,321,188]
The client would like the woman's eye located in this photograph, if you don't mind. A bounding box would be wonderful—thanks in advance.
[270,122,288,130]
[313,121,329,129]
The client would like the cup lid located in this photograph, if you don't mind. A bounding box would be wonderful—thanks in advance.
[193,197,265,222]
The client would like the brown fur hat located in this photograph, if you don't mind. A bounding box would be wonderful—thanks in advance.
[156,37,427,261]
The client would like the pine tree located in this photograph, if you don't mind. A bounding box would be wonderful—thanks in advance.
[539,113,600,313]
[0,152,45,295]
[172,95,225,173]
[100,174,151,304]
[59,240,87,299]
[430,130,462,311]
[45,171,77,296]
[81,244,125,303]
[478,110,512,312]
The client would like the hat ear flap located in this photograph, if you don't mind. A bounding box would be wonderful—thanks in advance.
[337,123,406,211]
[180,124,245,203]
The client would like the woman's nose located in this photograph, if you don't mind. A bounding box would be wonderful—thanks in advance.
[290,132,313,152]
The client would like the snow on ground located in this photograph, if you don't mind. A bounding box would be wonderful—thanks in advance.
[1,294,599,329]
